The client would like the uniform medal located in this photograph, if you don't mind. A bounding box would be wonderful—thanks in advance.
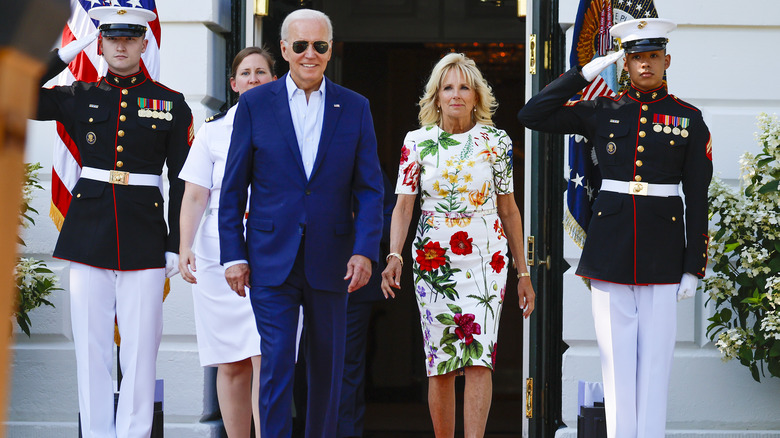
[137,98,173,120]
[680,117,690,138]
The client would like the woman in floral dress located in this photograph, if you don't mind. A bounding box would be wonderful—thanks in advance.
[381,53,536,437]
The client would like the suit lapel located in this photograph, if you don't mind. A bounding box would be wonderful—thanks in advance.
[271,75,306,177]
[310,78,342,180]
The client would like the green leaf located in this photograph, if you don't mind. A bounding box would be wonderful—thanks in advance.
[768,357,780,379]
[770,341,780,358]
[446,303,463,314]
[768,256,780,273]
[750,363,761,383]
[738,344,754,363]
[466,341,484,359]
[441,344,457,356]
[441,333,459,345]
[436,314,455,325]
[757,180,780,194]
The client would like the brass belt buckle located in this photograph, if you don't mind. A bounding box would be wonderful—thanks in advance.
[109,170,129,185]
[629,181,648,196]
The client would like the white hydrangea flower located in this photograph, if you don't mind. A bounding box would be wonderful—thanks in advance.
[760,310,780,341]
[715,327,753,362]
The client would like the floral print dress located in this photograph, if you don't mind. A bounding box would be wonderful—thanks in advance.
[396,123,514,376]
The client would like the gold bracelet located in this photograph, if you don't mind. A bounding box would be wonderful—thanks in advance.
[386,252,403,266]
[517,272,530,279]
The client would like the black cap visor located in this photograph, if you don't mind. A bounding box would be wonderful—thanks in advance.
[100,23,147,38]
[622,37,668,54]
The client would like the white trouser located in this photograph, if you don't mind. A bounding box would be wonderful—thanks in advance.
[70,262,164,438]
[590,280,678,438]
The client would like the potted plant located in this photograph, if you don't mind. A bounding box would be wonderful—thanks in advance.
[14,163,59,336]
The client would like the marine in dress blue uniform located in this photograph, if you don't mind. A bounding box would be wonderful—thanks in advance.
[518,18,712,438]
[36,6,192,437]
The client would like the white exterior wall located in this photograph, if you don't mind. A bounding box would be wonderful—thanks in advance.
[556,0,780,437]
[9,1,234,436]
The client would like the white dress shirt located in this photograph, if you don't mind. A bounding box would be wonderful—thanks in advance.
[286,73,326,179]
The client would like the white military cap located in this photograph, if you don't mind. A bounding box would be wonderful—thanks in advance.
[610,18,677,53]
[88,6,156,37]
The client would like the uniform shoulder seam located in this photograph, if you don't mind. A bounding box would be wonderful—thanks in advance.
[670,95,701,113]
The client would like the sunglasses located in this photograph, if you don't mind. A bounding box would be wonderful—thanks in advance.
[290,40,330,54]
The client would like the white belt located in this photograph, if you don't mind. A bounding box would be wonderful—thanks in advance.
[80,166,161,187]
[600,179,679,197]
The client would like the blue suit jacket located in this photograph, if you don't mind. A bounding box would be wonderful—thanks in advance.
[218,75,384,293]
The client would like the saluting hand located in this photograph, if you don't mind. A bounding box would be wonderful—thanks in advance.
[581,49,625,82]
[58,29,100,64]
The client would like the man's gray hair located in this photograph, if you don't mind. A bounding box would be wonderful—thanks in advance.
[280,9,333,42]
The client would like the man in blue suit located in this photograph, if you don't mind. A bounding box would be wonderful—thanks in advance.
[218,8,384,438]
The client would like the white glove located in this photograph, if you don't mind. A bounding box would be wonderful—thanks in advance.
[676,273,699,301]
[581,49,624,82]
[165,251,180,278]
[58,30,100,64]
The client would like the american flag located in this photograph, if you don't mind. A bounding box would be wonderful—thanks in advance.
[564,0,658,248]
[49,0,160,230]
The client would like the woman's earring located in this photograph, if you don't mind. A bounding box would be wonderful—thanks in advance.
[437,107,440,113]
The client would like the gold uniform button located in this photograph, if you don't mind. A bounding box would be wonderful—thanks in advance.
[88,117,94,123]
[598,212,602,216]
[121,101,128,108]
[670,140,675,145]
[634,175,642,182]
[122,89,128,95]
[636,160,643,167]
[120,115,126,122]
[672,216,677,221]
[642,104,648,111]
[155,202,159,207]
[640,117,647,124]
[639,131,646,138]
[117,146,123,152]
[609,133,614,138]
[116,161,124,168]
[637,145,645,152]
[703,253,707,257]
[118,130,125,137]
[76,193,81,198]
[152,124,157,129]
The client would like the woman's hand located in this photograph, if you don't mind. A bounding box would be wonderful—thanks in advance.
[518,276,536,318]
[381,258,402,299]
[179,247,197,284]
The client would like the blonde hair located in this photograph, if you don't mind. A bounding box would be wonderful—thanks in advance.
[418,53,497,127]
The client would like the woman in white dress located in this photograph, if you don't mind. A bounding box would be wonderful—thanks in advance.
[178,47,276,437]
[381,53,536,438]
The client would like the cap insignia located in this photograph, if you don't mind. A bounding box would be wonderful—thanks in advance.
[117,9,127,15]
[638,20,647,29]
